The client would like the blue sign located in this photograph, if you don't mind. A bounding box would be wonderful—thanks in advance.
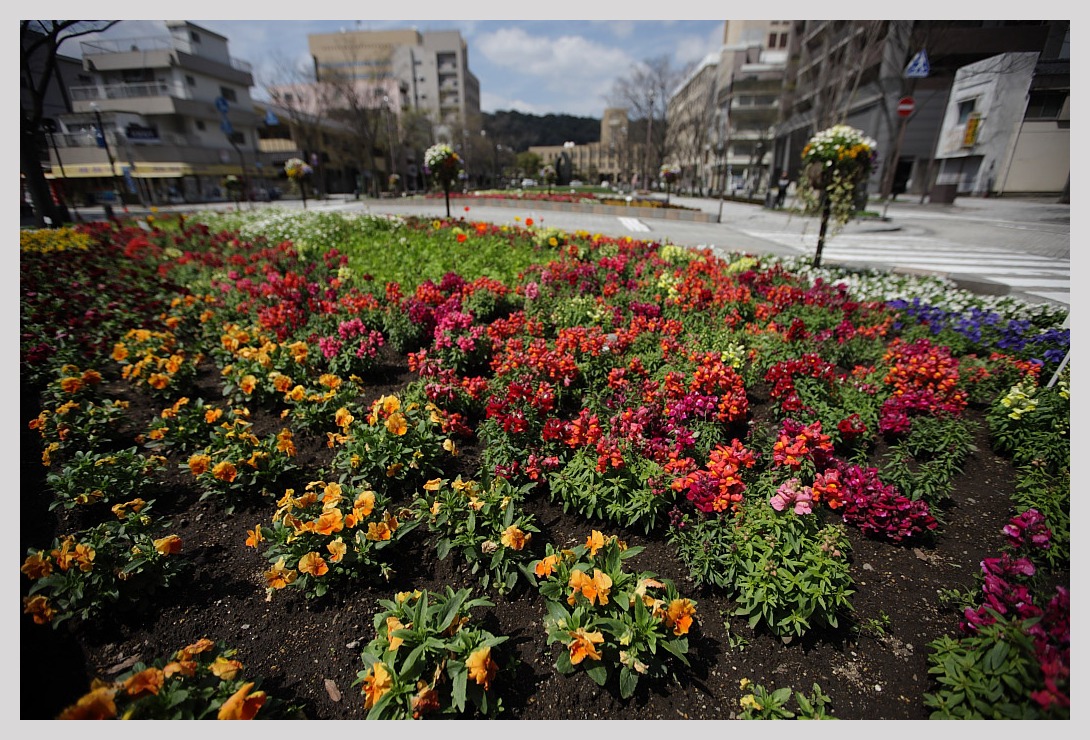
[905,49,930,78]
[215,96,230,114]
[220,118,234,136]
[264,110,280,126]
[122,166,136,193]
[94,127,106,149]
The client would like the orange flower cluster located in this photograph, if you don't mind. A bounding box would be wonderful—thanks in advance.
[57,638,267,719]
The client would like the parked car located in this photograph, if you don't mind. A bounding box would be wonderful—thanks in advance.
[520,178,538,188]
[569,180,584,187]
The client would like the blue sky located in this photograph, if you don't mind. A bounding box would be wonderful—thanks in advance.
[57,15,727,118]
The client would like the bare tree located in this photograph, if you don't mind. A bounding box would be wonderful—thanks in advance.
[21,20,119,227]
[608,55,692,188]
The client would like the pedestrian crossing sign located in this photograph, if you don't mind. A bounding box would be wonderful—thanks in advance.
[905,49,930,78]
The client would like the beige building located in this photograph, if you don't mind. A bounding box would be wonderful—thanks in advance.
[529,108,640,186]
[308,27,480,141]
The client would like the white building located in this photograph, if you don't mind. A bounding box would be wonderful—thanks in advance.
[48,20,265,205]
[934,51,1070,197]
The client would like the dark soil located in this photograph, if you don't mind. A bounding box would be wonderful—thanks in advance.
[20,347,1025,721]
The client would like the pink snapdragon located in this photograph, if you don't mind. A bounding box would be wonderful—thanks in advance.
[770,478,814,515]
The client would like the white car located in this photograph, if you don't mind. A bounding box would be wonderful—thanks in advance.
[520,178,538,187]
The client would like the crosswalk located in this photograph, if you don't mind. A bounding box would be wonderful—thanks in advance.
[739,230,1070,306]
[618,216,650,232]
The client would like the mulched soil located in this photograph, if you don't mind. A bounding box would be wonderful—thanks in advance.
[20,344,1034,721]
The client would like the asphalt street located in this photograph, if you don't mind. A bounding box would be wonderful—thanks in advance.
[56,190,1072,308]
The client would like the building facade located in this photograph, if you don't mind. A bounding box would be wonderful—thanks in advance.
[772,20,1069,200]
[308,27,480,140]
[46,20,268,205]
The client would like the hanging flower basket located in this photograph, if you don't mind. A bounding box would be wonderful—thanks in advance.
[424,143,462,217]
[795,124,878,228]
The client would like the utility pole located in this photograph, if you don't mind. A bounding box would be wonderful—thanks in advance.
[90,102,126,218]
[644,88,654,191]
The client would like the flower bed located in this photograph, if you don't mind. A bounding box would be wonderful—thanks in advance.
[20,211,1069,720]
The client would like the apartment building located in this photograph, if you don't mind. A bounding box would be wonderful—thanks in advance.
[44,21,270,205]
[664,21,791,198]
[308,27,481,141]
[773,20,1069,199]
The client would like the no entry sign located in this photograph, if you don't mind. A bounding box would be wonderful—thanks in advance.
[897,97,915,118]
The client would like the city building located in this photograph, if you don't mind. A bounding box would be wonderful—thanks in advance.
[308,27,480,142]
[529,108,637,187]
[932,51,1069,197]
[45,20,267,205]
[665,53,719,196]
[772,20,1069,200]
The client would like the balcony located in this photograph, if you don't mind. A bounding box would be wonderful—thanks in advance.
[70,82,189,102]
[80,36,252,74]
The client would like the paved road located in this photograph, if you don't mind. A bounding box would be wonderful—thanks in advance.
[61,191,1071,308]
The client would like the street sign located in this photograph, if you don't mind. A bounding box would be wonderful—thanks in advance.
[897,97,916,118]
[220,119,233,136]
[905,49,930,78]
[215,96,230,114]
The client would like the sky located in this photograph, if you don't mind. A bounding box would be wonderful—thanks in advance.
[55,15,726,118]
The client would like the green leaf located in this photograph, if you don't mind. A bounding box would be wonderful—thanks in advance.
[585,663,609,686]
[618,666,638,699]
[451,665,468,713]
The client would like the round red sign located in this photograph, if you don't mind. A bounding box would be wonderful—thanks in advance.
[897,97,915,118]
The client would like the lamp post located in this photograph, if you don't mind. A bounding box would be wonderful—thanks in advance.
[89,102,126,217]
[563,141,575,186]
[644,88,654,191]
[42,120,76,222]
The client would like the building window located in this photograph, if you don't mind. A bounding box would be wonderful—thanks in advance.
[196,120,205,131]
[768,33,777,48]
[186,75,196,86]
[220,87,237,103]
[779,33,788,47]
[190,31,201,43]
[957,99,976,124]
[1024,90,1067,120]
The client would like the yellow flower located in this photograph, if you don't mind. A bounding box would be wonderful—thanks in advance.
[335,407,354,428]
[465,646,498,690]
[245,525,264,549]
[385,616,406,652]
[188,453,211,476]
[385,412,408,436]
[210,656,244,680]
[212,460,238,482]
[124,667,164,698]
[23,594,56,625]
[534,553,560,579]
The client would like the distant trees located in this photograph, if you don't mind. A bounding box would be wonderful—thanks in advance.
[607,55,692,188]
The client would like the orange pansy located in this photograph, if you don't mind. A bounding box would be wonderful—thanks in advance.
[297,551,329,577]
[210,656,244,680]
[245,525,264,549]
[567,628,605,665]
[163,660,197,679]
[335,407,354,428]
[124,667,165,697]
[534,553,560,579]
[153,535,182,556]
[567,568,613,607]
[188,453,211,476]
[217,681,266,720]
[21,551,52,580]
[500,525,530,551]
[312,509,344,536]
[385,412,408,436]
[362,662,393,710]
[327,537,347,563]
[664,598,697,636]
[213,460,238,483]
[23,594,56,624]
[58,686,118,719]
[465,646,498,690]
[585,530,606,556]
[386,616,406,652]
[264,557,298,589]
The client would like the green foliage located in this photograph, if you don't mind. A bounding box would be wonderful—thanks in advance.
[1011,466,1069,572]
[252,480,416,600]
[923,613,1068,719]
[737,679,837,719]
[21,503,187,628]
[879,415,978,505]
[669,501,854,643]
[413,476,540,595]
[546,448,674,534]
[532,533,696,700]
[57,639,300,719]
[987,376,1070,475]
[46,447,167,511]
[354,587,507,719]
[329,394,455,495]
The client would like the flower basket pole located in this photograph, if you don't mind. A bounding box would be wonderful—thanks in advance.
[425,144,462,219]
[660,165,680,206]
[284,158,312,210]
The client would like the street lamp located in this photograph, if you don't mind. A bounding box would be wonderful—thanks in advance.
[563,141,575,186]
[89,102,126,217]
[644,88,654,191]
